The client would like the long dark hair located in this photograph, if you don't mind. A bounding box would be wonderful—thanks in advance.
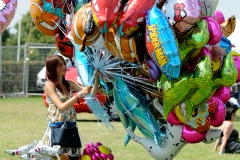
[225,107,237,121]
[45,55,70,93]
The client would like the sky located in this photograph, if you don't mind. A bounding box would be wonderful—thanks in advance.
[6,0,240,33]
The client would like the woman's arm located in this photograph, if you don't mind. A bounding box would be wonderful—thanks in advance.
[45,81,92,111]
[219,123,233,153]
[91,70,100,96]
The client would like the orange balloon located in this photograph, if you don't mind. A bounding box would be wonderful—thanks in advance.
[102,28,137,63]
[30,0,61,36]
[71,3,101,51]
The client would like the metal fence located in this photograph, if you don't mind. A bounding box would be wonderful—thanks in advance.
[0,43,57,98]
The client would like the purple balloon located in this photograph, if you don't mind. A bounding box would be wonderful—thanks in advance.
[147,57,161,80]
[201,16,222,45]
[182,124,206,143]
[210,97,226,127]
[213,86,231,104]
[167,110,182,125]
[233,56,240,83]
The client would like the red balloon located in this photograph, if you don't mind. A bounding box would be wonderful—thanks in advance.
[54,32,74,59]
[117,0,155,36]
[91,0,122,33]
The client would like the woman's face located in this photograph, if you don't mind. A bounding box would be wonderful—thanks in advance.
[57,58,67,77]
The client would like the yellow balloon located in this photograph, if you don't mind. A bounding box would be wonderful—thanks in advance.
[81,155,91,160]
[231,50,240,56]
[99,145,111,155]
[174,105,186,124]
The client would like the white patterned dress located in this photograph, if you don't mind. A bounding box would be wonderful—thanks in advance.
[41,88,81,157]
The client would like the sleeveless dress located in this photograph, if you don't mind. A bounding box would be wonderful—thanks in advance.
[219,129,240,153]
[41,88,81,157]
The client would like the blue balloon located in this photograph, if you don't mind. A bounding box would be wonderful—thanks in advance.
[115,77,165,146]
[75,46,94,86]
[114,87,137,146]
[146,5,181,80]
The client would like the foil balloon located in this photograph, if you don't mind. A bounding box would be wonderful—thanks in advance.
[146,4,181,80]
[213,10,225,25]
[102,28,137,63]
[71,3,101,51]
[201,16,221,45]
[198,0,218,17]
[178,20,210,65]
[210,96,226,127]
[131,56,161,81]
[42,0,71,19]
[233,55,240,83]
[81,142,114,160]
[182,124,206,143]
[147,57,161,80]
[134,27,147,63]
[183,47,212,72]
[213,86,231,104]
[174,102,211,134]
[75,46,94,86]
[115,77,165,146]
[113,86,137,146]
[221,15,236,37]
[126,123,186,160]
[72,0,84,12]
[162,54,212,119]
[167,110,182,125]
[0,0,17,33]
[91,0,122,33]
[55,31,74,59]
[30,0,61,36]
[185,54,238,119]
[161,0,201,34]
[117,0,155,36]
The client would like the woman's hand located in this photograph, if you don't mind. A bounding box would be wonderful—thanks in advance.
[78,86,93,96]
[94,69,100,78]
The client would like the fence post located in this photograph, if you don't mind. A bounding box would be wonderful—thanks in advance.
[23,43,29,97]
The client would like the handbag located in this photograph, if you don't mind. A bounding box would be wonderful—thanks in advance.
[49,122,82,148]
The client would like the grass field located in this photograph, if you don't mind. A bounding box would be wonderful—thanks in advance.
[1,96,240,160]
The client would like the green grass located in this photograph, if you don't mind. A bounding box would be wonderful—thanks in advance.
[1,97,240,160]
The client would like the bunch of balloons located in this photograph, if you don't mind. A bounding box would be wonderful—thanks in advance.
[28,0,240,159]
[81,142,114,160]
[0,0,18,33]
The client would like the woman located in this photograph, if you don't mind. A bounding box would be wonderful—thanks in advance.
[213,106,240,154]
[43,55,99,159]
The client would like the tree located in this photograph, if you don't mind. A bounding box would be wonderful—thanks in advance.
[5,12,55,46]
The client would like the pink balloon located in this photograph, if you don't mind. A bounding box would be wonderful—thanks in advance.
[233,56,240,83]
[213,10,225,25]
[210,97,226,127]
[167,110,182,125]
[201,16,222,45]
[182,124,206,143]
[213,86,231,104]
